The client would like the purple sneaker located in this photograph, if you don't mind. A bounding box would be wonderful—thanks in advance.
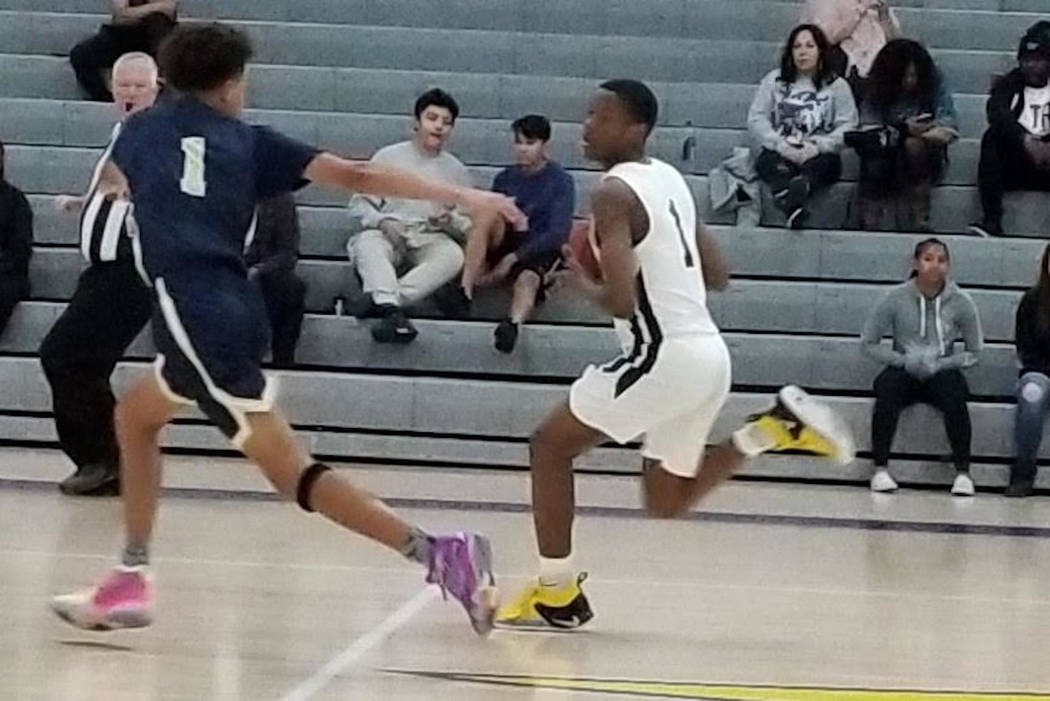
[426,532,497,636]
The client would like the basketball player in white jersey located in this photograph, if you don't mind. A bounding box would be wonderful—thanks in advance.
[498,79,855,629]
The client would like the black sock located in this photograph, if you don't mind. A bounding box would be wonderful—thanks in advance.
[122,544,149,568]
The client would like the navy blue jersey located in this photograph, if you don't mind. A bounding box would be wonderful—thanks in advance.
[111,97,318,283]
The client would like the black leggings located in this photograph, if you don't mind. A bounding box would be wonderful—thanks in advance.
[754,148,842,203]
[860,136,945,197]
[977,127,1050,228]
[871,366,972,469]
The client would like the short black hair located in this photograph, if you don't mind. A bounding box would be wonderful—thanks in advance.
[414,88,459,122]
[158,23,253,93]
[511,114,551,142]
[599,79,658,134]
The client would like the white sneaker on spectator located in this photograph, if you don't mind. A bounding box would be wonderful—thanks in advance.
[951,472,975,497]
[870,469,898,493]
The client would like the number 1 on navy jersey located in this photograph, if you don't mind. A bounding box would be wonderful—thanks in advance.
[180,137,207,197]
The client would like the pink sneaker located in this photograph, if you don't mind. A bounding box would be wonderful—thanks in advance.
[51,566,153,631]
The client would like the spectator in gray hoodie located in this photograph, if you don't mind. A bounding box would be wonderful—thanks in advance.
[748,24,858,229]
[860,238,983,496]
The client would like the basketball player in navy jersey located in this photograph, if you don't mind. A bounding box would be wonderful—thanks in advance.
[51,24,524,637]
[498,80,855,629]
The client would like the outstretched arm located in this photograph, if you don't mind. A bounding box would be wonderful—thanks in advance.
[304,152,524,228]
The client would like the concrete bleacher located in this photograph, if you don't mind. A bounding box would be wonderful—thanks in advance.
[0,0,1047,491]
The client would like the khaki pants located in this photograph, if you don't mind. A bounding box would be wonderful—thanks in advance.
[349,228,464,307]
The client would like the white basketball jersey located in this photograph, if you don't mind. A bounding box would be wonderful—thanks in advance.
[597,158,720,350]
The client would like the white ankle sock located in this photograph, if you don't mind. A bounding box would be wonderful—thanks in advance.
[732,422,777,458]
[538,555,574,589]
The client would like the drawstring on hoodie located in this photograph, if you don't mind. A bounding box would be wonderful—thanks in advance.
[918,294,946,355]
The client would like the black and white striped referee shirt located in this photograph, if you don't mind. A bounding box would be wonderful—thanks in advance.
[79,122,133,264]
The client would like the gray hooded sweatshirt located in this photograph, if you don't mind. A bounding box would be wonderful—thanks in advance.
[860,279,983,371]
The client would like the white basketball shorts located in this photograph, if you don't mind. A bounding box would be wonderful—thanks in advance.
[569,333,732,477]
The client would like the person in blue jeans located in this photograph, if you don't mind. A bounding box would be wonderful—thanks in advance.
[1009,243,1050,497]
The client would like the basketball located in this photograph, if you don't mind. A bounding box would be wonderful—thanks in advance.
[566,219,602,279]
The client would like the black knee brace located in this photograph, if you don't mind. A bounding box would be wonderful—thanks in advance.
[296,462,331,512]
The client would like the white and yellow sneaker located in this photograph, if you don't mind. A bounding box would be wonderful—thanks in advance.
[745,385,855,464]
[496,573,593,629]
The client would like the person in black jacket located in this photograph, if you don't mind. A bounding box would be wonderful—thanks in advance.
[0,140,32,336]
[70,1,177,102]
[1010,243,1050,497]
[247,193,307,367]
[970,21,1050,238]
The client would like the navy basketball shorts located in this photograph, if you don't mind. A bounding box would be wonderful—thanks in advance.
[150,276,275,448]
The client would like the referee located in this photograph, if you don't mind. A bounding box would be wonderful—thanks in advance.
[41,53,158,496]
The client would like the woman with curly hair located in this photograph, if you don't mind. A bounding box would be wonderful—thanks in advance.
[855,39,958,232]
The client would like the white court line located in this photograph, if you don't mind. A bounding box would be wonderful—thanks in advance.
[280,587,437,701]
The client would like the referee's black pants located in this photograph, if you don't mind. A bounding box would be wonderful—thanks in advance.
[40,260,152,471]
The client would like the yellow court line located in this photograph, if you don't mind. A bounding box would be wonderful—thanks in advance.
[400,672,1050,701]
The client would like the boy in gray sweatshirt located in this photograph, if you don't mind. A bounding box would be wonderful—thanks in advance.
[348,89,474,343]
[860,238,983,495]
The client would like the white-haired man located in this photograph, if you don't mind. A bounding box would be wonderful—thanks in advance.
[41,52,160,496]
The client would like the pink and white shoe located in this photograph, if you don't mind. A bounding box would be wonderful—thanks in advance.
[51,566,153,631]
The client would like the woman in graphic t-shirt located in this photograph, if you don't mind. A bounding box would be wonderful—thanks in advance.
[747,24,859,229]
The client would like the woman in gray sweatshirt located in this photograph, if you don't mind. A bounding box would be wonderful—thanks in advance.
[747,23,858,229]
[860,238,983,495]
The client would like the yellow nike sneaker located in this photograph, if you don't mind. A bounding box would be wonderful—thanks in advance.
[747,385,855,464]
[496,573,593,629]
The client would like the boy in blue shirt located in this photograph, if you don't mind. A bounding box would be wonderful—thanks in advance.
[462,115,575,352]
[50,23,523,637]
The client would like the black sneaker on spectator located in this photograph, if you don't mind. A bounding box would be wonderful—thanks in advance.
[1005,463,1037,498]
[433,283,472,319]
[786,207,808,229]
[372,306,417,343]
[494,320,519,354]
[967,220,1002,238]
[1005,478,1036,498]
